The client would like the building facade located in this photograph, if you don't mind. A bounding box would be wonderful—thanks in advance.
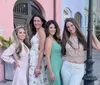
[84,0,97,35]
[96,0,100,25]
[0,0,100,82]
[61,0,85,33]
[0,0,62,81]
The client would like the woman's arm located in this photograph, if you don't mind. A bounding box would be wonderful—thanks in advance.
[38,29,46,67]
[34,29,46,77]
[1,43,16,64]
[45,38,55,82]
[92,27,100,50]
[45,38,53,74]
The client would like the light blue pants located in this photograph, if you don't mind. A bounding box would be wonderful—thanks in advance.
[61,61,84,85]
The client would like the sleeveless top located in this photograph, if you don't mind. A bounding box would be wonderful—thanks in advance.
[65,36,85,62]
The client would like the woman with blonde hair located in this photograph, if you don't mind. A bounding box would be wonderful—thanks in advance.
[1,25,30,85]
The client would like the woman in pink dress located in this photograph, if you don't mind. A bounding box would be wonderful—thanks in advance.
[1,25,31,85]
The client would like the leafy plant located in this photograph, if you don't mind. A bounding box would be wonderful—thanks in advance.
[95,25,100,41]
[0,36,13,48]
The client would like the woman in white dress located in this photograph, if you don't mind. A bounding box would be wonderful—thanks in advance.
[1,25,30,85]
[29,14,48,85]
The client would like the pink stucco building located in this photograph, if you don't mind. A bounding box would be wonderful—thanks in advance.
[0,0,62,81]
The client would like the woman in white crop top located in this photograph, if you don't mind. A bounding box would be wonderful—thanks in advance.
[61,18,100,85]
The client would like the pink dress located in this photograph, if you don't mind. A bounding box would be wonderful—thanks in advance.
[1,42,29,85]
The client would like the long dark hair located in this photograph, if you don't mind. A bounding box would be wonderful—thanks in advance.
[45,20,61,44]
[29,13,46,39]
[62,18,87,55]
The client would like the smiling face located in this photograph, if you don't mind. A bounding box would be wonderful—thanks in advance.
[17,28,26,41]
[48,23,56,36]
[66,21,76,36]
[33,16,43,30]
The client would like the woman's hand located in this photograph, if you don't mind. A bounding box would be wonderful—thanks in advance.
[50,72,55,82]
[34,67,40,77]
[14,61,20,70]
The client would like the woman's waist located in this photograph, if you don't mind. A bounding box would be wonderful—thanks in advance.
[62,61,84,69]
[50,59,62,65]
[67,60,84,64]
[50,55,62,60]
[64,56,84,64]
[30,49,39,53]
[49,62,62,69]
[50,53,61,56]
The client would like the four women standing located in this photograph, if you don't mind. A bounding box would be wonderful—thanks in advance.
[1,16,100,85]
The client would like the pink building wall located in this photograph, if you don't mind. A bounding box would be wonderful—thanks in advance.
[0,0,62,39]
[0,0,16,39]
[56,0,62,31]
[37,0,62,28]
[0,0,61,81]
[0,0,16,81]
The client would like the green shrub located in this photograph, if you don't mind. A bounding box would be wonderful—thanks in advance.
[95,25,100,41]
[0,36,13,49]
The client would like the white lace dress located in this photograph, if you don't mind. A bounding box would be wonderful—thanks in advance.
[29,33,48,85]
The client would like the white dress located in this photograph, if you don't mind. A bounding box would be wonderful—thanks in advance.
[1,42,29,85]
[29,33,48,85]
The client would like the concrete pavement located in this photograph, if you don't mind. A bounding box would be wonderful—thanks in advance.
[0,80,11,85]
[81,49,100,85]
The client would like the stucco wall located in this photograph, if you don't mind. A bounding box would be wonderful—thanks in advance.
[0,0,16,39]
[62,0,85,33]
[37,0,62,29]
[0,0,62,38]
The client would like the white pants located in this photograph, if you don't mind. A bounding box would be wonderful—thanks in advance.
[61,61,84,85]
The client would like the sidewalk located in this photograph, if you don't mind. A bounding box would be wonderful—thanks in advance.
[80,49,100,85]
[80,80,99,85]
[0,80,99,85]
[0,80,12,85]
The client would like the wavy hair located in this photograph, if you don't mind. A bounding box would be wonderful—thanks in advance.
[45,20,61,44]
[29,13,46,40]
[62,18,87,55]
[13,25,31,59]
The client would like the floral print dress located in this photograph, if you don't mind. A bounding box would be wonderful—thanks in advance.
[29,33,48,85]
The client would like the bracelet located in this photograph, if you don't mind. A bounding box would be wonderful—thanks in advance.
[36,69,40,72]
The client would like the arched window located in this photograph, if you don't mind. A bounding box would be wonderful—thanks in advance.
[63,8,72,20]
[74,12,82,26]
[13,0,44,27]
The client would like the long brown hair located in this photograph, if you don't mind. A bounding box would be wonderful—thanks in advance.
[45,20,61,44]
[61,18,87,55]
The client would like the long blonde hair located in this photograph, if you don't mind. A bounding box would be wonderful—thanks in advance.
[13,25,31,59]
